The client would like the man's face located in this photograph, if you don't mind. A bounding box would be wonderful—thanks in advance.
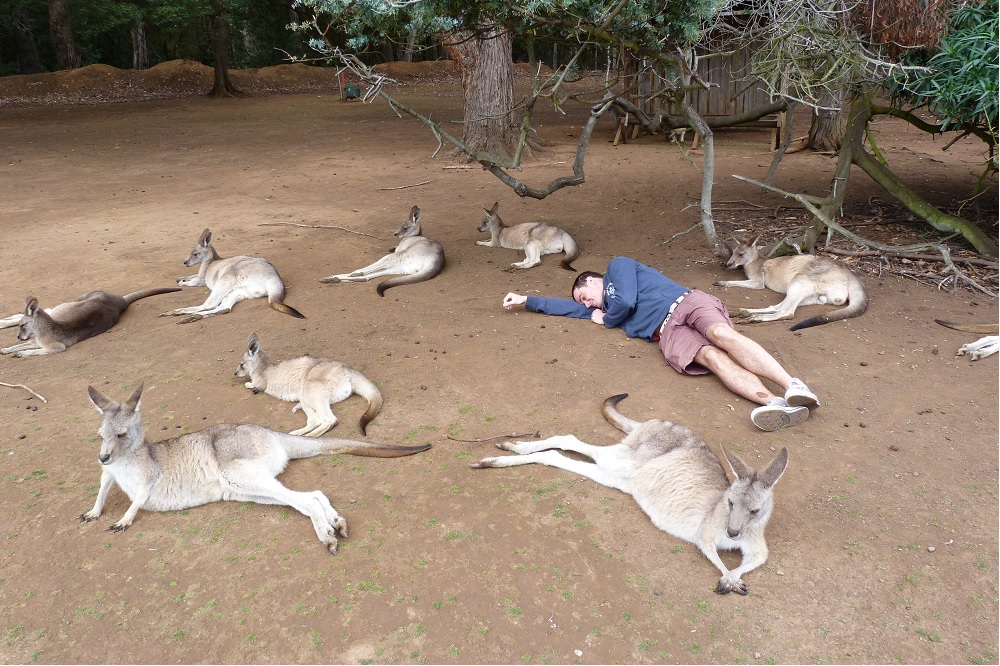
[573,276,604,309]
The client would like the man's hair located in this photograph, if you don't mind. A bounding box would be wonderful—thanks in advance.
[571,271,604,299]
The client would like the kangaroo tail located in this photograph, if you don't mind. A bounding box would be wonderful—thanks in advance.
[601,393,641,434]
[350,374,384,436]
[560,236,580,272]
[375,258,445,297]
[122,287,183,305]
[269,301,307,319]
[789,282,869,331]
[282,434,430,459]
[935,319,1000,335]
[325,439,431,458]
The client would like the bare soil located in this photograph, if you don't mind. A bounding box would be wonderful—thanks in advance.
[0,62,997,665]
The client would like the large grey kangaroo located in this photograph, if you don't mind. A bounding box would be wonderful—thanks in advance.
[714,235,868,331]
[161,228,306,323]
[0,287,180,357]
[477,201,579,271]
[471,394,788,595]
[235,332,384,437]
[79,384,430,554]
[320,206,445,296]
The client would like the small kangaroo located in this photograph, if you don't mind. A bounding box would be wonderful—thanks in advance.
[471,394,787,595]
[714,235,868,330]
[235,332,383,437]
[935,319,999,361]
[79,384,430,554]
[0,287,180,357]
[320,206,445,296]
[161,228,306,323]
[477,201,579,271]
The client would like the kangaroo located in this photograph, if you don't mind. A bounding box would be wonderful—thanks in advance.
[235,332,383,437]
[320,206,445,296]
[714,235,868,330]
[935,319,999,361]
[471,394,787,595]
[79,384,430,554]
[0,288,180,358]
[160,228,306,323]
[477,201,579,271]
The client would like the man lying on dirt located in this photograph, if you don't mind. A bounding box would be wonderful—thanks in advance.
[502,256,820,431]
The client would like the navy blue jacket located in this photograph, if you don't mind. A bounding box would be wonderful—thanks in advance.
[524,257,690,341]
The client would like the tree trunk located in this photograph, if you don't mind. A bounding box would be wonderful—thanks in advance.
[441,25,518,162]
[402,26,417,63]
[806,89,845,152]
[207,0,239,97]
[48,0,79,70]
[131,12,148,71]
[11,0,44,74]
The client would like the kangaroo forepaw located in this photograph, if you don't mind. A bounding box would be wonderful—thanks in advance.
[78,512,99,523]
[496,441,516,451]
[107,523,129,533]
[177,314,204,325]
[319,276,342,284]
[469,457,499,469]
[715,577,748,596]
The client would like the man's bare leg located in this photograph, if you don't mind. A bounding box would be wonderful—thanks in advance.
[704,323,793,391]
[693,345,777,405]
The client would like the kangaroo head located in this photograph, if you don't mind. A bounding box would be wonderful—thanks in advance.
[87,383,145,465]
[235,332,267,389]
[478,202,501,233]
[16,296,40,341]
[724,234,762,270]
[721,447,787,539]
[183,229,215,267]
[395,206,422,239]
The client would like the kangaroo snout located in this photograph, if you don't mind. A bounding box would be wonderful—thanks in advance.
[98,453,112,465]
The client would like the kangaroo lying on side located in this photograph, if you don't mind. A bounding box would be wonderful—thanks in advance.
[79,384,429,554]
[235,332,383,437]
[161,228,306,323]
[714,235,868,330]
[471,394,787,595]
[477,201,579,271]
[0,287,180,357]
[320,206,445,296]
[935,319,999,361]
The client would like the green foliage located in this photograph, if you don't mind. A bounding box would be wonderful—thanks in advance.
[889,0,999,137]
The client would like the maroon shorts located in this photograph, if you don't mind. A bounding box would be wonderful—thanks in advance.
[656,290,732,375]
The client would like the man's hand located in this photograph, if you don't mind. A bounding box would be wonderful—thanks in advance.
[503,292,527,310]
[591,309,605,325]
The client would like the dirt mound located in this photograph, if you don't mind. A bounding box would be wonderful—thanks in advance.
[0,60,338,107]
[374,60,459,80]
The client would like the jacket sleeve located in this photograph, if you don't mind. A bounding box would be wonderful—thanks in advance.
[525,295,594,319]
[601,258,639,329]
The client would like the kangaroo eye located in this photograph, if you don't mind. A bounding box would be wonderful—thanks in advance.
[116,432,127,439]
[728,499,734,508]
[750,509,759,515]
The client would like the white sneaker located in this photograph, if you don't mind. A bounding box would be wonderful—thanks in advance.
[785,378,820,409]
[751,403,809,431]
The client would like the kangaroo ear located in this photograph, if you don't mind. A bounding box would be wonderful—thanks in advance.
[87,385,114,414]
[750,233,763,248]
[722,447,755,480]
[757,447,788,488]
[490,201,499,214]
[409,206,421,222]
[248,332,260,355]
[199,229,212,246]
[24,297,39,316]
[124,383,144,413]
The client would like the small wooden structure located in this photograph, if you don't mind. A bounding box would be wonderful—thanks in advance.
[623,44,784,149]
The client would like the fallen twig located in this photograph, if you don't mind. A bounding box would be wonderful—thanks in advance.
[378,179,436,191]
[258,222,381,239]
[446,431,541,443]
[0,381,47,403]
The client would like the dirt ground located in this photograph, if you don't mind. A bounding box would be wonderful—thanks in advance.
[0,62,997,665]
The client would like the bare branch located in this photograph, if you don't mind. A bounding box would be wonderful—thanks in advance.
[0,382,47,403]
